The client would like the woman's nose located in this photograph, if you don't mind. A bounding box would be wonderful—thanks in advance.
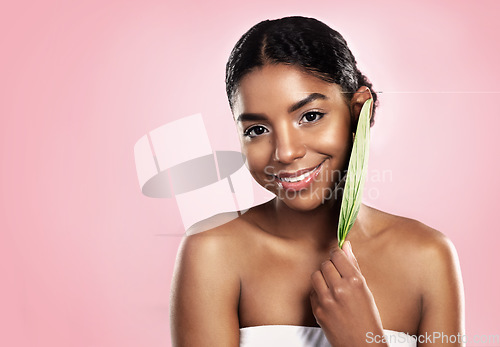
[273,125,306,164]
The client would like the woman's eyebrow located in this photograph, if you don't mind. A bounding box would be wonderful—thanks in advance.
[237,113,267,123]
[236,93,328,123]
[288,93,328,113]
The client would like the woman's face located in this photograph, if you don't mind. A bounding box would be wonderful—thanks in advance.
[232,64,353,211]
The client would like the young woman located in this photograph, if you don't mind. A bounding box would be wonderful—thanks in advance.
[170,16,464,346]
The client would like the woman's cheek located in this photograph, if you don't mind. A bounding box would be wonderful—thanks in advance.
[318,126,350,156]
[245,145,276,191]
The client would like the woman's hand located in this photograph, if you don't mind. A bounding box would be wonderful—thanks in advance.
[310,241,389,347]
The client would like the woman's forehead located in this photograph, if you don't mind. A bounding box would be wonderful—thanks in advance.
[233,64,344,114]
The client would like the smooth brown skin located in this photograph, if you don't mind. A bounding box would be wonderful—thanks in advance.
[170,65,465,346]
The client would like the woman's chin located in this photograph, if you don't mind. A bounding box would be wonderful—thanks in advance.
[275,188,335,212]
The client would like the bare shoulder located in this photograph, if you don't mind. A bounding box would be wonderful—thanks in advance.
[361,205,462,290]
[360,206,465,339]
[363,204,457,257]
[173,211,256,293]
[177,210,256,264]
[170,213,255,346]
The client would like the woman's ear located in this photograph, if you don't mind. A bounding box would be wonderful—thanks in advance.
[350,86,373,124]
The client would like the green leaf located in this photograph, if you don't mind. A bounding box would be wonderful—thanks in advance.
[337,98,372,249]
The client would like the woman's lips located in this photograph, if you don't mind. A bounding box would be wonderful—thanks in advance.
[274,161,324,191]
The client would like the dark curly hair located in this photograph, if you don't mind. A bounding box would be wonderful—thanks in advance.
[225,16,378,126]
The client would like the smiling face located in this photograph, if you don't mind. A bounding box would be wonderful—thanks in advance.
[232,64,355,211]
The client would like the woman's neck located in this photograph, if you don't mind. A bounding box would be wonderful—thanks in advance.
[260,197,342,250]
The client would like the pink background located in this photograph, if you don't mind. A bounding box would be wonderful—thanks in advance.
[1,1,499,346]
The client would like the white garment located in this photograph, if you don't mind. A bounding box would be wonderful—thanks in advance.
[240,325,417,347]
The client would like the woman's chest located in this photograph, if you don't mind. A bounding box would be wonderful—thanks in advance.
[238,253,421,335]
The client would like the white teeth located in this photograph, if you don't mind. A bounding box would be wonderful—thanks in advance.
[278,168,315,183]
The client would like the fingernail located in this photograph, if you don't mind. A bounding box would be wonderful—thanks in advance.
[345,241,356,261]
[346,241,352,252]
[341,240,349,251]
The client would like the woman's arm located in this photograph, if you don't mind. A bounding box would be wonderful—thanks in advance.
[170,233,240,347]
[416,235,465,346]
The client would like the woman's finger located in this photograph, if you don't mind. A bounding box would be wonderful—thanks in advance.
[319,259,342,289]
[311,269,330,297]
[329,245,359,278]
[342,241,361,272]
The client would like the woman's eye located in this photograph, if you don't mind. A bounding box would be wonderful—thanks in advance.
[244,125,269,138]
[300,111,325,124]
